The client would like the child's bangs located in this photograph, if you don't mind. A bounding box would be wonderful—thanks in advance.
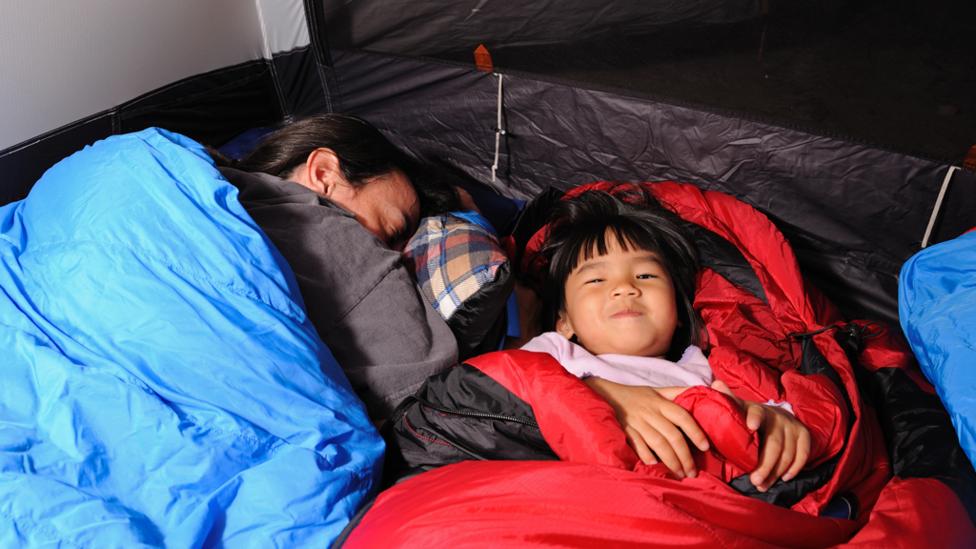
[570,220,662,271]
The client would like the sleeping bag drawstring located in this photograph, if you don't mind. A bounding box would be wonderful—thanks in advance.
[492,73,505,183]
[788,321,883,362]
[788,321,882,343]
[921,165,960,248]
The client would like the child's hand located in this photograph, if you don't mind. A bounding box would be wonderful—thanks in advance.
[584,377,710,479]
[742,402,812,492]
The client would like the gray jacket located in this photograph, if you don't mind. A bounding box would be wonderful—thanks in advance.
[221,167,457,418]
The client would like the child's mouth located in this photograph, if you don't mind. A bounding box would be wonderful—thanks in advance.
[610,310,642,319]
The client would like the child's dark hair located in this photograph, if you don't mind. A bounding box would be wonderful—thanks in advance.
[540,186,705,359]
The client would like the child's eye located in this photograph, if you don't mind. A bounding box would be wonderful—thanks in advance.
[585,278,604,284]
[636,273,659,280]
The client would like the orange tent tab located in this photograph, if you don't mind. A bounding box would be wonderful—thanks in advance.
[964,144,976,171]
[474,44,493,73]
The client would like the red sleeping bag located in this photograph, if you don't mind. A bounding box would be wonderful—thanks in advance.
[342,182,974,547]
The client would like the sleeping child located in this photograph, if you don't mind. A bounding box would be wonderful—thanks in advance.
[520,188,811,492]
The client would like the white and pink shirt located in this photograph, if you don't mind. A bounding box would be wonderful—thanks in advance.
[522,331,793,414]
[521,332,713,388]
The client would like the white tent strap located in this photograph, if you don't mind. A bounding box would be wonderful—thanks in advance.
[491,73,505,183]
[921,165,960,249]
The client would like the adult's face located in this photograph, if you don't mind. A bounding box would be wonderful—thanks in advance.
[327,169,420,251]
[291,149,420,250]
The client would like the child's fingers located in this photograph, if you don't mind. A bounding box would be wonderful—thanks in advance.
[625,426,658,465]
[772,429,797,482]
[710,379,734,397]
[645,415,697,478]
[783,428,812,481]
[660,404,710,453]
[745,403,765,432]
[629,419,686,478]
[751,426,784,491]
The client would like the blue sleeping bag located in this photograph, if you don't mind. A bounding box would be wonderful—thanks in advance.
[899,229,976,469]
[0,129,383,547]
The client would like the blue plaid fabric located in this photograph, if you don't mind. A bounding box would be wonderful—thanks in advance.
[404,214,508,320]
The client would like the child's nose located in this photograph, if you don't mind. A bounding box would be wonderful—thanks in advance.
[611,281,640,297]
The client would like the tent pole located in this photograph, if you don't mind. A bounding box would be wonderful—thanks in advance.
[921,166,960,248]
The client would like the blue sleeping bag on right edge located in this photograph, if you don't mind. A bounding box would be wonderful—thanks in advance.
[899,229,976,468]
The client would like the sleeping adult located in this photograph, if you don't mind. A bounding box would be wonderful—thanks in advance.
[211,114,460,419]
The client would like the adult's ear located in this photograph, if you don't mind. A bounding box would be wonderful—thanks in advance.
[294,147,345,196]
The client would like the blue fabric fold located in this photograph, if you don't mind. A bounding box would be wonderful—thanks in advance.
[0,128,383,547]
[899,230,976,469]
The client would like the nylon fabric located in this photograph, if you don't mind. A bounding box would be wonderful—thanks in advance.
[468,350,761,479]
[0,129,383,547]
[344,461,974,548]
[348,180,976,545]
[857,368,976,519]
[334,49,976,325]
[343,460,859,548]
[841,477,974,548]
[390,363,558,471]
[899,230,976,469]
[321,0,759,56]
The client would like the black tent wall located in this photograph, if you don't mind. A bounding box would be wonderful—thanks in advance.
[321,47,974,326]
[1,1,971,327]
[1,1,972,326]
[301,0,976,326]
[318,0,761,56]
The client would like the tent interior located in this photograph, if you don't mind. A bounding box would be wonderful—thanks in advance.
[1,0,974,546]
[3,0,974,323]
[342,0,976,164]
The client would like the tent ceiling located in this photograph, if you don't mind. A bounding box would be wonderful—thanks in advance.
[320,0,760,56]
[316,0,975,163]
[425,2,976,163]
[1,0,972,325]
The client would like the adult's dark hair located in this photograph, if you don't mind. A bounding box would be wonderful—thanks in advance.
[540,186,705,360]
[211,113,458,217]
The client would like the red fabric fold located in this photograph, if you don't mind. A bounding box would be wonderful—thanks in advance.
[468,350,762,482]
[347,182,972,546]
[674,385,759,476]
[466,350,645,472]
[344,461,864,548]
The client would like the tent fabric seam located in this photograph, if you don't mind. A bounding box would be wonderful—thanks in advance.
[327,47,960,165]
[302,0,337,112]
[254,0,289,119]
[0,111,116,158]
[0,59,273,158]
[272,45,312,61]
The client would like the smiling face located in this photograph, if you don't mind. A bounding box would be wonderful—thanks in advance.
[556,232,678,357]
